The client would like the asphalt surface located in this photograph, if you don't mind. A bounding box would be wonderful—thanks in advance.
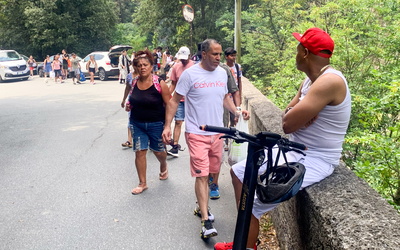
[0,76,237,250]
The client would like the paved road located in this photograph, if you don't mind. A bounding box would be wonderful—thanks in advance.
[0,76,237,249]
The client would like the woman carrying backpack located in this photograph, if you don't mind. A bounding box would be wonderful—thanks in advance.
[125,50,171,195]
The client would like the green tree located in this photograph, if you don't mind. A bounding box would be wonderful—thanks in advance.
[132,0,253,53]
[110,23,147,51]
[0,0,118,59]
[115,0,137,23]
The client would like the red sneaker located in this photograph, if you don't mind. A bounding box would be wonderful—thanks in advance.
[214,242,233,250]
[214,242,257,250]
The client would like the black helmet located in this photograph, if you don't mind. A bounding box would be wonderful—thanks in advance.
[256,162,306,204]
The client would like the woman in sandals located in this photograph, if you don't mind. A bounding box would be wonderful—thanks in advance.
[125,50,171,194]
[121,64,139,148]
[86,55,98,84]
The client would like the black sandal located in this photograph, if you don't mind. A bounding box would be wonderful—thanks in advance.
[121,141,132,148]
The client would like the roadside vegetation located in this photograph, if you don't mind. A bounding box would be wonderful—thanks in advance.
[1,0,398,212]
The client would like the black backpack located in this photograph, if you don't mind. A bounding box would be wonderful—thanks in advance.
[234,63,240,79]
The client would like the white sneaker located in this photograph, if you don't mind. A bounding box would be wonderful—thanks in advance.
[201,219,217,239]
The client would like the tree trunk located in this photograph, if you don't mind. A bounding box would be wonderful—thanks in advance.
[394,179,400,205]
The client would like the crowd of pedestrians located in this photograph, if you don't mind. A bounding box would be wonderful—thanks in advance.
[120,41,251,242]
[28,49,94,84]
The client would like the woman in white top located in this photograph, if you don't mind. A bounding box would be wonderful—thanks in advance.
[86,55,98,84]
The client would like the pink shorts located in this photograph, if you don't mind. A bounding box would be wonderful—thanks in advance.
[185,132,224,177]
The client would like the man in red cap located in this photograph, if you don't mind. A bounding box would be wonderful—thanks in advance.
[215,27,351,250]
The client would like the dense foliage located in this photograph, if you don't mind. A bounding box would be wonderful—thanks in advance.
[0,0,398,211]
[0,0,118,58]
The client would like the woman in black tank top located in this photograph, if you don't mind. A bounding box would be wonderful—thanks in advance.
[125,50,171,195]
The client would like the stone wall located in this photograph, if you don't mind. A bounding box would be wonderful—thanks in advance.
[241,78,400,249]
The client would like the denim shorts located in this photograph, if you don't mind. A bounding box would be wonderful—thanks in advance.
[54,69,62,77]
[175,101,185,121]
[130,120,165,152]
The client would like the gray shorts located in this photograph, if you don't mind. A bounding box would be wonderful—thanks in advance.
[70,68,80,78]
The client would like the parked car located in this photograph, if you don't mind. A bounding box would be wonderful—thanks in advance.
[79,45,132,81]
[0,50,30,82]
[37,54,82,77]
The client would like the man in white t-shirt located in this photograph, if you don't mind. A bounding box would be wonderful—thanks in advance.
[166,46,194,157]
[162,39,249,239]
[224,47,242,105]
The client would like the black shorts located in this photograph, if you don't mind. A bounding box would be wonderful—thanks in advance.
[89,67,96,73]
[62,64,68,70]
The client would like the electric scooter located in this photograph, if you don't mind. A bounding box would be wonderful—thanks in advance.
[200,125,306,250]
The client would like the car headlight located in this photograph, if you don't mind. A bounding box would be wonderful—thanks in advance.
[0,65,7,69]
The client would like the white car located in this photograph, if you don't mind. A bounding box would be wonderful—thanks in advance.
[79,45,132,81]
[0,50,30,82]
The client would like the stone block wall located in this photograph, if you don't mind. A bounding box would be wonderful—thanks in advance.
[241,78,400,249]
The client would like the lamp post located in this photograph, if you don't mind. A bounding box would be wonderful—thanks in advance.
[234,0,242,63]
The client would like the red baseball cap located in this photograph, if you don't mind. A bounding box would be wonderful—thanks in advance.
[292,27,334,58]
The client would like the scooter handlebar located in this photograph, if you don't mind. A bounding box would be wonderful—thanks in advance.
[200,125,307,151]
[199,125,236,135]
[285,140,307,151]
[199,125,258,144]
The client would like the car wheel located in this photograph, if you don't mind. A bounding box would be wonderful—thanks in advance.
[98,68,108,81]
[0,76,3,83]
[38,68,44,77]
[22,77,29,81]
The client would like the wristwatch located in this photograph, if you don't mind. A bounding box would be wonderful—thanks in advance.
[285,107,293,114]
[236,106,242,111]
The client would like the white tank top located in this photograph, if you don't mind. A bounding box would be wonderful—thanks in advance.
[89,61,96,68]
[289,68,351,166]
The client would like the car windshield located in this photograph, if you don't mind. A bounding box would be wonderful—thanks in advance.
[0,51,21,62]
